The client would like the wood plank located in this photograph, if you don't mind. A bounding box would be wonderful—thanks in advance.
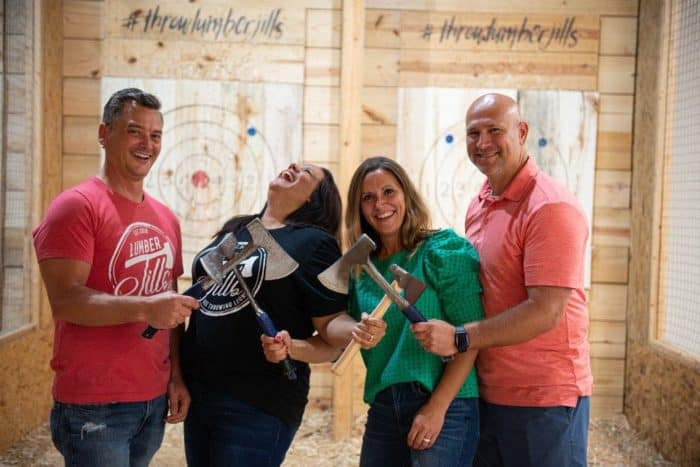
[6,74,27,115]
[589,320,626,347]
[3,192,26,229]
[304,86,340,124]
[7,114,27,153]
[596,130,632,170]
[591,394,623,416]
[105,1,305,46]
[63,116,101,155]
[590,341,626,359]
[599,94,634,114]
[598,56,636,93]
[5,153,25,191]
[305,47,340,86]
[364,47,400,86]
[64,0,104,39]
[303,124,339,163]
[63,78,101,117]
[399,49,598,90]
[362,124,396,158]
[103,39,305,83]
[594,170,631,209]
[600,16,637,56]
[591,246,629,283]
[365,0,638,16]
[63,39,103,78]
[589,284,627,321]
[590,357,625,396]
[365,9,401,49]
[6,34,26,74]
[306,9,341,48]
[362,86,397,125]
[62,154,101,190]
[592,207,631,247]
[3,228,25,267]
[400,12,599,53]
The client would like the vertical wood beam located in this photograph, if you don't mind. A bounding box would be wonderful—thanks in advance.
[333,0,364,441]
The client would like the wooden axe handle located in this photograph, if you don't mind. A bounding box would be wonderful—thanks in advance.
[331,281,401,376]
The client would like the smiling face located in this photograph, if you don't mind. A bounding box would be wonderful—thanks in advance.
[99,102,163,183]
[466,94,529,195]
[268,162,324,213]
[359,169,406,255]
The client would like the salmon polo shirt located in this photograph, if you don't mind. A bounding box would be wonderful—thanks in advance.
[465,157,593,407]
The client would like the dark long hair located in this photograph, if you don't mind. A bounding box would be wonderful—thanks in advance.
[217,167,342,242]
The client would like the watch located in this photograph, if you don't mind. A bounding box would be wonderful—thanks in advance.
[454,325,470,353]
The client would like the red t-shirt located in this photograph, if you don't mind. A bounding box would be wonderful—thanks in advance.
[32,177,183,403]
[465,158,593,407]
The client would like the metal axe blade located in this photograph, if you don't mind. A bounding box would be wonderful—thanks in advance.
[389,264,426,305]
[246,218,299,280]
[317,234,376,293]
[200,233,238,283]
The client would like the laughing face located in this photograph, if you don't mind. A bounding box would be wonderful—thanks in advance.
[99,102,163,183]
[268,162,324,212]
[360,168,406,255]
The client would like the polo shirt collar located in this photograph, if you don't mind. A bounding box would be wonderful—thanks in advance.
[477,157,537,202]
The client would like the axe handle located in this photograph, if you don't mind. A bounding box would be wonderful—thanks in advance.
[331,281,400,376]
[141,279,209,339]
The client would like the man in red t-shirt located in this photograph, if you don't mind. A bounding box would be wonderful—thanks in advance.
[32,88,199,466]
[413,93,592,466]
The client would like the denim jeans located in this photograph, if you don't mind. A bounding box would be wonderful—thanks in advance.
[184,379,298,467]
[50,395,167,467]
[360,382,479,467]
[474,396,590,467]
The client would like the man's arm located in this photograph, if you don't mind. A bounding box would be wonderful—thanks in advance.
[412,285,572,357]
[38,258,198,328]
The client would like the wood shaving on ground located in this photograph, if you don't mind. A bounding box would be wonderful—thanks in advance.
[0,410,677,466]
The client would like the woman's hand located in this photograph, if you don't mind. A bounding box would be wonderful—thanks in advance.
[261,330,291,363]
[352,312,387,349]
[407,399,447,451]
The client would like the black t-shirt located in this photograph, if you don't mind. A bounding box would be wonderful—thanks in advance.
[181,224,347,428]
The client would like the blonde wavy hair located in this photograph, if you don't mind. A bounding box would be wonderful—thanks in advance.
[344,156,433,256]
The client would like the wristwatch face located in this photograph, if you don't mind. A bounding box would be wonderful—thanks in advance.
[455,326,469,353]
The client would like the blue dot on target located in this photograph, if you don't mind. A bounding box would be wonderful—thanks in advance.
[445,134,454,144]
[538,137,547,148]
[247,127,257,137]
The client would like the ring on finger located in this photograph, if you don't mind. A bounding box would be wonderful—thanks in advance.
[422,437,431,443]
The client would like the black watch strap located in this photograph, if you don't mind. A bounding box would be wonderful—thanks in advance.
[454,325,470,353]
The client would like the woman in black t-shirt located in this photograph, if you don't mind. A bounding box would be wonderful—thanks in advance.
[180,163,386,467]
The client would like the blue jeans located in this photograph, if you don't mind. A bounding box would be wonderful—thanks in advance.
[360,382,479,467]
[184,379,298,467]
[474,396,590,467]
[50,395,167,467]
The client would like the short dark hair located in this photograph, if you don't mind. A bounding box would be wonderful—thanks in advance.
[217,167,343,243]
[102,88,161,127]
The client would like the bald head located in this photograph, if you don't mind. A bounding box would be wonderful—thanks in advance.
[464,93,529,195]
[466,93,522,125]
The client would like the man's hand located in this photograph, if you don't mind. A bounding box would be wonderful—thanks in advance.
[143,291,199,330]
[166,375,190,424]
[411,320,458,357]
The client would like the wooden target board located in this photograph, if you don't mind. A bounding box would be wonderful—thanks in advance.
[101,78,302,269]
[397,88,597,285]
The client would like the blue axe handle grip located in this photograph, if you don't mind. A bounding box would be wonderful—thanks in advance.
[402,305,452,363]
[256,310,297,381]
[141,280,208,339]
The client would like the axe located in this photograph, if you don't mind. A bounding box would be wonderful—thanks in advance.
[318,234,429,324]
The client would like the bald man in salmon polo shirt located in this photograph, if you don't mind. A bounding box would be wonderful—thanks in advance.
[412,93,593,467]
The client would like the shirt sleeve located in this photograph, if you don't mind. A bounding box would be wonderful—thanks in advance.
[523,202,588,289]
[299,232,348,317]
[424,229,484,324]
[32,189,95,264]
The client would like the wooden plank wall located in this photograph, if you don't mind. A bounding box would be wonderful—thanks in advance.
[58,0,637,429]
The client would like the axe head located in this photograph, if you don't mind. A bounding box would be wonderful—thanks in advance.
[246,218,299,280]
[389,264,427,305]
[317,234,375,294]
[200,233,238,283]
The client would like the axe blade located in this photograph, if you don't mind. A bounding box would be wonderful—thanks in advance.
[200,233,238,283]
[246,218,299,280]
[317,234,376,294]
[389,264,427,305]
